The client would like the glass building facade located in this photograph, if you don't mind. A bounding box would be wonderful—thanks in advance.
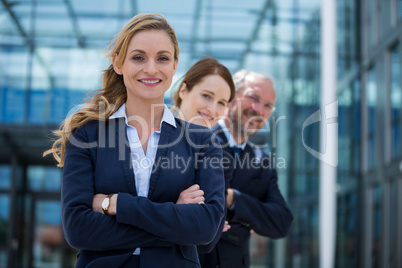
[0,0,401,267]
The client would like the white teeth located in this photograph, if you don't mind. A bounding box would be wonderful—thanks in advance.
[199,112,213,121]
[140,80,160,84]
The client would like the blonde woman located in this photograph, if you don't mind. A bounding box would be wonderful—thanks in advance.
[45,14,225,268]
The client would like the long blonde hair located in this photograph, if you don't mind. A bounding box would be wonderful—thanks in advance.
[44,13,179,167]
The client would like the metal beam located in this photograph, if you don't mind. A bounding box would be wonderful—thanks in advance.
[1,0,28,39]
[188,0,203,67]
[63,0,85,47]
[236,0,275,70]
[0,0,55,89]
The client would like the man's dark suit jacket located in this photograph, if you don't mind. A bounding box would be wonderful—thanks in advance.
[199,124,293,268]
[62,118,225,268]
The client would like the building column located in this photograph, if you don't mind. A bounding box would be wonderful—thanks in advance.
[7,155,18,268]
[319,1,338,268]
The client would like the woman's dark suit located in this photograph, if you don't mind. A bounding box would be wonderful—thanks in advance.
[62,117,225,267]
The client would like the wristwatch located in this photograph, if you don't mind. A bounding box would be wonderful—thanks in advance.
[101,194,115,215]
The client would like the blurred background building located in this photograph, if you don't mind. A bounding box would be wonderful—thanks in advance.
[0,0,401,267]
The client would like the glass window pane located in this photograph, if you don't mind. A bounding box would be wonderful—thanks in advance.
[391,45,401,159]
[0,47,29,124]
[372,185,382,268]
[0,166,11,189]
[337,0,358,75]
[399,0,402,19]
[34,200,62,268]
[338,86,353,176]
[389,180,398,267]
[28,166,61,192]
[367,0,377,45]
[353,80,361,173]
[0,194,10,266]
[336,193,358,267]
[367,68,377,169]
[379,0,391,37]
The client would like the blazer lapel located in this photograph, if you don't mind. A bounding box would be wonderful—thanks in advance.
[231,144,259,188]
[147,121,174,199]
[211,124,230,148]
[115,118,137,196]
[211,124,260,187]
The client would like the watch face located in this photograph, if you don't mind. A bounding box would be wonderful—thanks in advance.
[102,198,109,209]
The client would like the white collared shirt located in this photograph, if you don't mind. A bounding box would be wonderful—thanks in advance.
[109,103,176,198]
[217,119,263,162]
[109,103,176,255]
[217,119,247,150]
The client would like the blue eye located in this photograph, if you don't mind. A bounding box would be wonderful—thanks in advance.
[202,94,212,100]
[218,101,226,107]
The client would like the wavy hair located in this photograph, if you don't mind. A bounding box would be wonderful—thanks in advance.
[44,13,179,167]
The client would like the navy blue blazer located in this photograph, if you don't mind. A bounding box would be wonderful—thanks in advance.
[62,117,225,268]
[199,124,293,268]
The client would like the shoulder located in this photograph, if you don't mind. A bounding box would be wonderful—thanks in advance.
[70,120,98,137]
[71,119,120,142]
[174,118,212,137]
[173,119,223,150]
[174,118,210,131]
[253,147,278,174]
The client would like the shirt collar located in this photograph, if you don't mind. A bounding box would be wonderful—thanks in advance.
[109,103,177,129]
[217,119,247,150]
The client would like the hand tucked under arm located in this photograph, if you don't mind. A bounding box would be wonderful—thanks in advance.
[93,193,118,215]
[226,188,234,208]
[92,184,204,216]
[176,184,205,204]
[177,185,230,233]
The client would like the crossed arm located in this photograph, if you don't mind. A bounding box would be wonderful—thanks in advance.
[63,123,226,250]
[93,184,230,232]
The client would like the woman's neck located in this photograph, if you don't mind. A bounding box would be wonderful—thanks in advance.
[176,111,185,121]
[125,97,165,129]
[125,97,165,155]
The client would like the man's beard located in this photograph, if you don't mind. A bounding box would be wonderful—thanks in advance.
[235,113,263,139]
[231,115,259,141]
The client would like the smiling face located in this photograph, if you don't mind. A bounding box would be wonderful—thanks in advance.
[226,73,276,139]
[178,74,231,127]
[113,30,178,105]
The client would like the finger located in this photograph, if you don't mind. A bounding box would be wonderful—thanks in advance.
[223,225,231,232]
[192,196,205,204]
[187,184,200,191]
[181,185,200,195]
[222,221,231,232]
[190,190,204,198]
[183,190,203,200]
